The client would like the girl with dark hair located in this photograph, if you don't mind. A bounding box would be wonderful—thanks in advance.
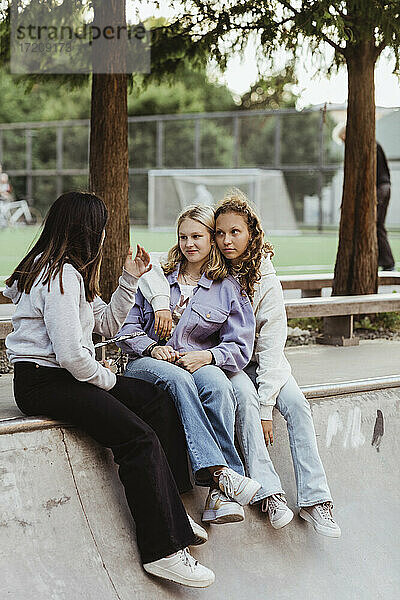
[4,191,215,588]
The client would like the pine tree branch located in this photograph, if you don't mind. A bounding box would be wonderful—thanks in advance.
[278,0,347,57]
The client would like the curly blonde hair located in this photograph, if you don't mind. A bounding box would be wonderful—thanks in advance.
[214,189,274,301]
[162,205,228,281]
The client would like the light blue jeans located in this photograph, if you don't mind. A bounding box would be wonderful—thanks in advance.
[230,365,332,507]
[124,358,244,480]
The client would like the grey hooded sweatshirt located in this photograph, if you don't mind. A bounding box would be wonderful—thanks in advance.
[4,263,138,390]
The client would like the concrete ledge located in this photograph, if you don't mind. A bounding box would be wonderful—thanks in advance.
[1,386,399,598]
[302,375,400,399]
[2,375,400,436]
[0,415,67,435]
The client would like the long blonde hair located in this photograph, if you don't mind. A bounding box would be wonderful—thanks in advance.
[215,190,274,300]
[162,205,228,281]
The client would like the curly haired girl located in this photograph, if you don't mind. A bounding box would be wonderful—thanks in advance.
[215,190,341,538]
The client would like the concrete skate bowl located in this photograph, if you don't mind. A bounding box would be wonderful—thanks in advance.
[0,382,399,600]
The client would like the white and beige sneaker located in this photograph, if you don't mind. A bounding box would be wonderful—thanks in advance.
[214,468,261,506]
[187,513,208,545]
[299,502,341,538]
[262,494,294,529]
[143,548,215,588]
[202,488,245,524]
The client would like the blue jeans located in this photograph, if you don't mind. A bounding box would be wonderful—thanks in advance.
[124,358,244,479]
[230,365,332,507]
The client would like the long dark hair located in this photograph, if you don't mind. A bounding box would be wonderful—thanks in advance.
[215,189,274,301]
[6,191,108,302]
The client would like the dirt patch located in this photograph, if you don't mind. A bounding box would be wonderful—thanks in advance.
[286,326,400,347]
[0,342,13,374]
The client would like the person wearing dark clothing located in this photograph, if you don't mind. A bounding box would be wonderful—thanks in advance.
[376,143,394,270]
[338,128,395,271]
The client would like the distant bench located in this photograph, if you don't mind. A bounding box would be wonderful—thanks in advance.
[0,287,10,304]
[2,271,400,304]
[2,292,400,347]
[285,293,400,346]
[280,271,400,297]
[2,286,400,347]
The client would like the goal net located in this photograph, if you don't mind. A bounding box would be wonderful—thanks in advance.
[148,169,299,234]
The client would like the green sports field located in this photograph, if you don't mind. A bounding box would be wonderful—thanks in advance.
[1,226,399,279]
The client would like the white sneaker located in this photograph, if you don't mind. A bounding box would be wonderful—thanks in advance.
[187,513,208,545]
[214,468,261,506]
[261,494,294,529]
[299,502,341,538]
[143,548,215,588]
[202,488,245,524]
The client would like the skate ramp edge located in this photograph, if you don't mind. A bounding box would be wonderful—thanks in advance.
[1,383,399,600]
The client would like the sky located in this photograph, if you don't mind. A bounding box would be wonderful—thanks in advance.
[129,1,400,109]
[221,45,400,108]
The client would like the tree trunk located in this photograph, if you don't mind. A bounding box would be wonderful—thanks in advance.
[332,43,378,296]
[89,0,129,302]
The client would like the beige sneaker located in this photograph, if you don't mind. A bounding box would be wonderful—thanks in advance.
[299,502,341,538]
[261,494,294,529]
[143,548,215,588]
[202,488,245,524]
[214,468,261,506]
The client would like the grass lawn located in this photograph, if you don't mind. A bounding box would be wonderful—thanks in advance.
[1,225,400,279]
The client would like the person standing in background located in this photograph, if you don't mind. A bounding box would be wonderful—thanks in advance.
[338,127,395,271]
[376,141,395,270]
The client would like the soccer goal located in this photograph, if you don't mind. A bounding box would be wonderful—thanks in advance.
[148,168,299,234]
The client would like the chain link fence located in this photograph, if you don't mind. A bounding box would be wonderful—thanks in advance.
[0,106,399,229]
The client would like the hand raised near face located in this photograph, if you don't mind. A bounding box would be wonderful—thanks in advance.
[124,245,152,278]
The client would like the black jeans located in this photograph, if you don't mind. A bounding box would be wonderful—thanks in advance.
[377,183,394,269]
[13,362,196,564]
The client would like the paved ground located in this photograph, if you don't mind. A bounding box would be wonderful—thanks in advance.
[288,338,400,386]
[1,385,399,599]
[1,341,399,599]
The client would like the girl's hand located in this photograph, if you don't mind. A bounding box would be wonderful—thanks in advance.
[100,359,117,373]
[177,350,213,373]
[155,309,173,339]
[124,245,152,278]
[261,420,274,446]
[151,345,180,362]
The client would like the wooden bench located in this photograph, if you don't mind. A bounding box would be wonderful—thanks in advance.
[285,293,400,346]
[0,289,9,304]
[0,304,15,338]
[2,271,399,303]
[280,271,400,297]
[2,289,400,346]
